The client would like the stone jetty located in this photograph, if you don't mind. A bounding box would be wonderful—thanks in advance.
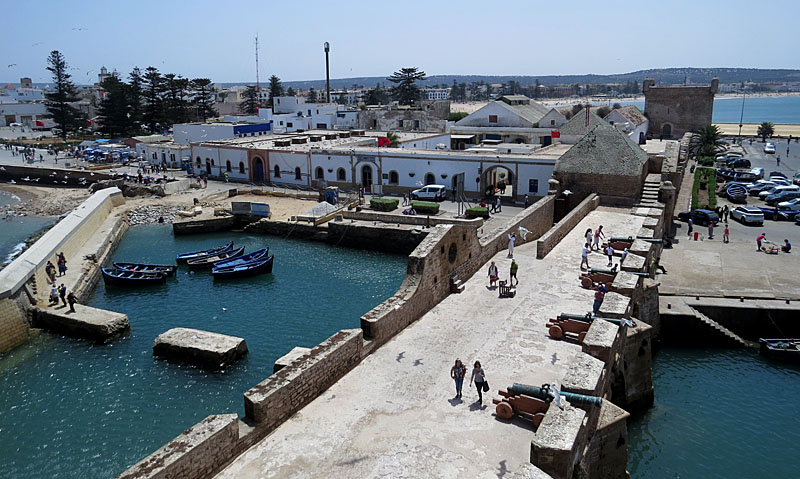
[32,305,129,341]
[153,328,248,368]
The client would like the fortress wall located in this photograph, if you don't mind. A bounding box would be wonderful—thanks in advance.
[536,194,599,258]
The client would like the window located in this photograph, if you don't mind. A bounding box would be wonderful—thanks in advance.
[152,152,157,159]
[315,166,324,179]
[414,120,420,129]
[389,170,399,184]
[239,162,245,174]
[316,123,327,129]
[169,154,175,161]
[196,156,201,167]
[529,179,539,193]
[489,115,498,123]
[295,167,302,180]
[287,122,293,128]
[425,173,435,185]
[337,168,346,181]
[210,159,215,166]
[226,160,232,172]
[274,165,281,178]
[550,119,555,126]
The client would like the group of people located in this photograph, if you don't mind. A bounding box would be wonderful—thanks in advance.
[48,283,77,312]
[44,252,68,284]
[580,226,609,270]
[487,259,518,288]
[450,359,489,404]
[756,233,792,254]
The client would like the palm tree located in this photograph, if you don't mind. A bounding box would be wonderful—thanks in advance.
[386,131,400,147]
[689,125,725,158]
[757,121,775,142]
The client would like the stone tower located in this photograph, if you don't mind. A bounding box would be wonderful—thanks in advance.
[643,78,718,139]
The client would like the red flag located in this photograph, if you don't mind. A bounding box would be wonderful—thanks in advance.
[35,120,45,127]
[378,137,390,147]
[551,130,560,139]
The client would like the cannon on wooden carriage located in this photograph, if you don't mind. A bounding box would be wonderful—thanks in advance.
[579,266,648,289]
[604,236,666,250]
[493,383,602,423]
[546,312,635,343]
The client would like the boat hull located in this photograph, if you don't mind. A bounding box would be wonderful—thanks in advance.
[759,338,800,364]
[187,246,246,270]
[113,263,177,277]
[211,248,268,269]
[212,255,274,279]
[176,241,233,263]
[101,268,166,286]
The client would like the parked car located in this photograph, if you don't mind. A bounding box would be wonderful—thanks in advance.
[777,198,800,210]
[750,168,765,179]
[730,206,765,225]
[775,209,800,221]
[770,171,787,179]
[793,172,800,185]
[757,207,777,220]
[759,185,799,200]
[766,190,800,206]
[410,184,447,201]
[764,142,776,154]
[677,209,720,226]
[748,180,779,195]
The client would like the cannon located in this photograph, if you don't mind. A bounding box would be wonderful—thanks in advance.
[509,383,603,408]
[493,383,603,423]
[580,267,648,289]
[546,312,635,342]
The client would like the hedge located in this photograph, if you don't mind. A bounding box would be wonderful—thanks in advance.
[411,201,440,215]
[370,198,399,211]
[465,207,490,219]
[691,167,717,210]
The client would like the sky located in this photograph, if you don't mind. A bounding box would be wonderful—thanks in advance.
[2,0,799,85]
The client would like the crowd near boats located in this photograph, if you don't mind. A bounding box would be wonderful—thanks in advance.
[101,241,274,286]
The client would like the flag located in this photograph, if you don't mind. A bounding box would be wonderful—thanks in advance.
[551,130,560,139]
[35,120,45,127]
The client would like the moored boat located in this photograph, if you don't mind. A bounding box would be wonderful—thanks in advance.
[212,254,274,279]
[101,268,167,286]
[113,262,177,277]
[726,183,748,203]
[186,246,245,270]
[211,248,268,269]
[176,241,233,263]
[759,338,800,363]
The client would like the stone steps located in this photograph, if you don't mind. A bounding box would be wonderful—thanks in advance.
[450,276,465,294]
[693,310,758,348]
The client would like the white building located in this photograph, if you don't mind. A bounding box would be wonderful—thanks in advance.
[0,85,44,103]
[451,95,556,146]
[421,88,449,101]
[0,102,49,127]
[603,105,649,144]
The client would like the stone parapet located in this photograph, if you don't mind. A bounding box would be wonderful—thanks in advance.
[342,209,484,227]
[531,405,588,479]
[536,194,599,259]
[620,252,645,273]
[598,292,631,319]
[610,271,640,296]
[273,346,311,373]
[582,319,621,365]
[561,353,607,398]
[576,401,630,479]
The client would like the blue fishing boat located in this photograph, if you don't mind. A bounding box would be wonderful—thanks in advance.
[176,241,233,263]
[759,338,800,364]
[101,267,166,286]
[211,248,269,269]
[186,246,245,270]
[212,254,274,279]
[725,183,748,203]
[112,262,177,277]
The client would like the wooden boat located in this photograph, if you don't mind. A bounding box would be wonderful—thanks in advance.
[186,246,245,270]
[211,248,268,269]
[212,254,274,279]
[101,267,166,286]
[759,338,800,363]
[112,262,177,277]
[176,241,233,263]
[717,169,758,182]
[726,184,748,203]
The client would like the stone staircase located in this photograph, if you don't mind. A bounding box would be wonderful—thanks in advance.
[449,274,465,294]
[636,173,664,208]
[693,309,758,348]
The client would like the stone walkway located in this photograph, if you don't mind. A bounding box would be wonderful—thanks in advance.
[215,207,644,479]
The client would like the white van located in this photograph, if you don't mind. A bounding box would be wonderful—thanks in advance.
[410,184,447,201]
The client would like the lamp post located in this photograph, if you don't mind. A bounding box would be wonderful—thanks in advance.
[324,42,331,104]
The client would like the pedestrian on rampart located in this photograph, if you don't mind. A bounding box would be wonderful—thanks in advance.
[58,283,67,306]
[621,247,629,264]
[510,260,519,286]
[49,285,58,305]
[57,252,67,276]
[593,226,605,251]
[450,359,466,399]
[67,291,77,313]
[585,228,593,247]
[45,261,56,284]
[507,233,516,257]
[469,361,488,405]
[605,245,615,267]
[593,285,606,316]
[580,243,590,270]
[488,261,499,287]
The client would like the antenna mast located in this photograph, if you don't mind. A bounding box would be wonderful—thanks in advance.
[255,34,260,93]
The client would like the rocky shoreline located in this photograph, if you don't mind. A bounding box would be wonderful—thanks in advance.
[126,205,185,225]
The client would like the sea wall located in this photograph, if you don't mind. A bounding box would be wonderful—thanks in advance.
[341,209,484,227]
[536,194,600,259]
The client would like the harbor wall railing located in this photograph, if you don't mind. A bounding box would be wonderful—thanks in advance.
[536,194,600,259]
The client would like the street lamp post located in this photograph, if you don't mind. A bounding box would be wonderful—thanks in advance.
[324,42,331,104]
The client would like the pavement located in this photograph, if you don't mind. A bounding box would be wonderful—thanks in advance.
[214,206,643,479]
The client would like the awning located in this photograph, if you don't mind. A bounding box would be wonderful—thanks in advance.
[450,134,476,140]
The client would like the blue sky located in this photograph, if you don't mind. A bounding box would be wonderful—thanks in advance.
[2,0,798,84]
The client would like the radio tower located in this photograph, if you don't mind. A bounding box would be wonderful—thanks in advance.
[255,34,261,95]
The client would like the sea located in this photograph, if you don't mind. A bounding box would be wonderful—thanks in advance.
[0,190,55,266]
[0,225,407,478]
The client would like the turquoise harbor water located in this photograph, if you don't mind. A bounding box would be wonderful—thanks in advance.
[628,348,800,478]
[0,225,407,479]
[0,190,54,265]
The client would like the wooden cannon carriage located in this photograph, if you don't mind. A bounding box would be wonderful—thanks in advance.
[546,312,634,343]
[579,266,648,289]
[493,383,602,424]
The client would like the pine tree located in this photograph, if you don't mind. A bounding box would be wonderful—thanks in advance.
[97,74,133,137]
[307,87,318,103]
[267,75,284,108]
[286,86,296,97]
[142,66,165,132]
[191,78,217,122]
[44,50,85,139]
[127,67,144,133]
[164,74,191,125]
[387,67,426,106]
[240,85,261,115]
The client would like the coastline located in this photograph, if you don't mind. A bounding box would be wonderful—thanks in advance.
[0,185,90,217]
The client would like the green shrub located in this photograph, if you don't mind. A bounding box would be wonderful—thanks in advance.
[411,201,440,215]
[465,207,489,219]
[691,167,717,210]
[369,198,399,212]
[448,112,468,122]
[697,156,715,166]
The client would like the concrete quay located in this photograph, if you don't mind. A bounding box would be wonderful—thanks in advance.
[213,207,645,479]
[153,328,249,369]
[32,304,129,341]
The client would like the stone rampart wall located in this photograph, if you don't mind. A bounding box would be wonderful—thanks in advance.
[536,194,599,259]
[342,209,484,227]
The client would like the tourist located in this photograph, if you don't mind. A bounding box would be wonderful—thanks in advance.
[507,233,516,258]
[49,285,59,305]
[524,194,529,208]
[782,239,792,253]
[687,217,694,237]
[510,259,518,286]
[402,193,408,206]
[580,243,590,270]
[495,196,502,214]
[621,247,629,265]
[756,232,766,251]
[57,252,67,276]
[605,244,614,267]
[723,205,729,222]
[45,261,57,284]
[707,221,714,240]
[777,156,781,167]
[650,256,668,276]
[450,359,466,399]
[593,285,606,316]
[224,172,229,183]
[58,283,67,306]
[488,261,499,287]
[593,226,605,251]
[203,176,208,188]
[469,360,488,405]
[67,291,77,312]
[585,228,593,247]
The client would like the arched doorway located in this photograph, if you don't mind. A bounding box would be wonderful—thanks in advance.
[482,165,514,198]
[361,164,373,191]
[661,124,672,138]
[638,132,645,145]
[425,172,436,185]
[205,160,212,176]
[253,157,264,182]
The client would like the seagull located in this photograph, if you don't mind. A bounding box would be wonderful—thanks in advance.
[71,27,88,31]
[0,167,5,170]
[221,307,227,311]
[32,42,42,47]
[22,176,30,181]
[7,64,16,68]
[32,178,39,182]
[89,172,95,176]
[8,180,16,184]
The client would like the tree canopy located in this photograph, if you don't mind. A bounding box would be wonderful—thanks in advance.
[387,67,426,106]
[240,85,261,115]
[44,51,85,139]
[757,121,775,142]
[267,75,284,108]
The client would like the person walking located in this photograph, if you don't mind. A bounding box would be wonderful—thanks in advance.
[707,221,714,240]
[67,291,77,313]
[469,361,488,405]
[585,228,593,247]
[593,285,606,316]
[56,252,67,276]
[605,244,615,267]
[723,223,730,243]
[510,259,519,287]
[450,359,466,399]
[593,226,605,251]
[495,196,502,214]
[507,233,516,258]
[723,205,729,222]
[45,261,57,284]
[524,194,529,208]
[687,217,693,237]
[402,193,408,206]
[488,261,499,287]
[49,285,59,305]
[580,243,590,270]
[58,283,67,306]
[777,156,781,167]
[756,232,766,251]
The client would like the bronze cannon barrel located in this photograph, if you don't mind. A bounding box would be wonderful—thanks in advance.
[508,383,603,407]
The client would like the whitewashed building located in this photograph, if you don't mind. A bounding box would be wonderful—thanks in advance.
[451,95,557,146]
[604,105,649,145]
